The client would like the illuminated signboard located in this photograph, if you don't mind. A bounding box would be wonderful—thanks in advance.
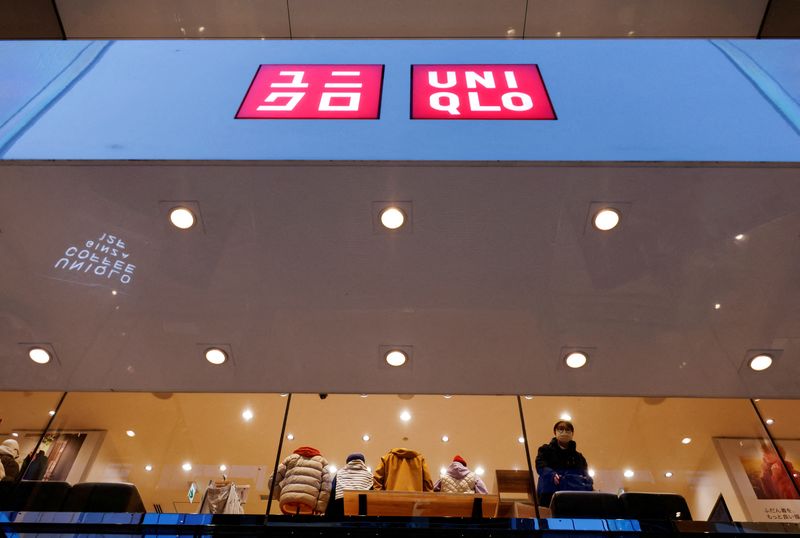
[411,64,556,120]
[236,64,384,119]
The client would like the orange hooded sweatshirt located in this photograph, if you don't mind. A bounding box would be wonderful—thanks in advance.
[372,448,433,492]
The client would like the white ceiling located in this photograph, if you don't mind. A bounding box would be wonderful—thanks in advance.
[1,161,799,397]
[47,0,771,39]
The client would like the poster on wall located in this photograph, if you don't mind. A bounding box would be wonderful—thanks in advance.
[714,437,800,522]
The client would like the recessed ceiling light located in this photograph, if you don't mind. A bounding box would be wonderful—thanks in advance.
[588,469,596,478]
[219,464,227,472]
[360,394,369,398]
[182,462,192,471]
[681,437,692,445]
[126,430,136,437]
[442,435,449,443]
[524,395,533,400]
[280,393,289,397]
[205,348,227,365]
[29,347,51,364]
[169,207,195,229]
[593,208,620,231]
[475,466,485,476]
[440,466,447,476]
[362,434,370,442]
[443,395,453,399]
[564,351,588,369]
[665,471,673,478]
[242,408,254,421]
[385,350,408,367]
[560,413,572,421]
[328,465,337,474]
[48,410,56,416]
[400,410,412,422]
[714,303,721,310]
[735,234,745,241]
[749,354,773,371]
[766,418,775,425]
[11,433,19,438]
[380,207,405,230]
[518,436,525,444]
[624,469,634,478]
[111,290,118,296]
[286,433,294,440]
[145,464,153,472]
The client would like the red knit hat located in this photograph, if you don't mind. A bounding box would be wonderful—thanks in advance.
[453,455,467,466]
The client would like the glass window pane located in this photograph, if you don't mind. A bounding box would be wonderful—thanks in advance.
[276,394,527,517]
[523,396,776,522]
[41,392,286,514]
[0,391,64,481]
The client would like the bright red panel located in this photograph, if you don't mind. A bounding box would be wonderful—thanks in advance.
[411,64,556,120]
[237,65,384,119]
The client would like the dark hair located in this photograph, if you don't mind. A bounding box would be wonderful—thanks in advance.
[553,420,574,433]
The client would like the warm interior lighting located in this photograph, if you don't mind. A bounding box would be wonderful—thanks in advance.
[380,207,405,229]
[665,471,673,478]
[714,303,721,310]
[362,434,370,442]
[182,462,192,471]
[205,348,227,365]
[440,466,447,476]
[475,466,485,476]
[624,469,634,478]
[242,408,254,421]
[560,413,572,421]
[681,437,692,445]
[749,354,773,371]
[48,410,56,416]
[11,433,19,438]
[735,234,745,241]
[169,207,195,229]
[219,464,227,472]
[588,469,596,477]
[126,430,136,437]
[286,433,294,440]
[564,351,588,369]
[400,410,412,422]
[328,465,337,474]
[441,435,449,443]
[766,418,775,425]
[29,347,51,364]
[518,436,525,444]
[593,208,620,231]
[385,350,408,367]
[145,464,153,472]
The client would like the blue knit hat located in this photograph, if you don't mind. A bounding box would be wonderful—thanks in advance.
[346,453,365,463]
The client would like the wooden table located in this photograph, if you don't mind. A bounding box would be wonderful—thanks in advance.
[343,490,499,518]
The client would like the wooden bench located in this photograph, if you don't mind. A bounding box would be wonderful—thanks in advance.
[343,490,499,518]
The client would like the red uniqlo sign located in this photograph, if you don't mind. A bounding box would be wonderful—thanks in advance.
[237,65,384,119]
[411,64,556,120]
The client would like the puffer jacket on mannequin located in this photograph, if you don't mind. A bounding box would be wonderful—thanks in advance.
[270,446,332,514]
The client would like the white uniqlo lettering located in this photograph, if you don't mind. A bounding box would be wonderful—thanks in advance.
[502,92,533,111]
[468,92,501,112]
[259,71,309,111]
[430,92,460,115]
[465,71,495,89]
[320,71,363,111]
[258,92,304,111]
[270,71,309,88]
[504,71,519,89]
[428,71,457,88]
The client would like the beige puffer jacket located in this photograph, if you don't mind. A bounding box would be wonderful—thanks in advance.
[271,446,332,514]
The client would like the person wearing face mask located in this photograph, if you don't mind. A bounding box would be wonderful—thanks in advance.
[535,420,593,507]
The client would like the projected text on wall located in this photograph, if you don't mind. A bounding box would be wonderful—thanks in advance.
[54,233,136,285]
